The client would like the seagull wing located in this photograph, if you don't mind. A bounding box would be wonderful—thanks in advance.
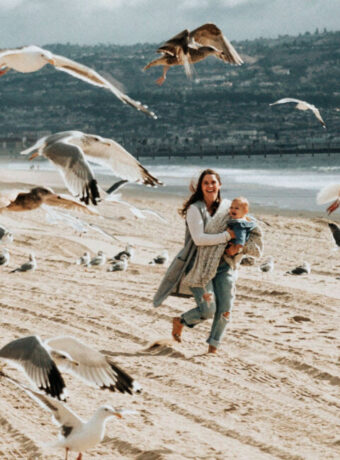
[43,193,98,215]
[0,336,66,399]
[269,98,302,106]
[77,135,162,187]
[51,54,157,119]
[45,336,137,394]
[42,140,100,205]
[190,23,243,65]
[3,374,82,430]
[310,106,326,127]
[157,29,190,57]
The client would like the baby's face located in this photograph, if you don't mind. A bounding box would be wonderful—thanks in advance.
[229,200,247,219]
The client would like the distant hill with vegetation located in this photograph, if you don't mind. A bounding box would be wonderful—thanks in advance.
[0,29,339,157]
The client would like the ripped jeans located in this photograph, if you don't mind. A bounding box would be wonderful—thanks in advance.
[181,261,237,348]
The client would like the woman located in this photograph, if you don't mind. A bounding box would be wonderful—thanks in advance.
[153,169,241,354]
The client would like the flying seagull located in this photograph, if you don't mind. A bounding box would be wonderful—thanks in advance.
[317,183,340,214]
[10,253,37,273]
[20,130,163,206]
[144,23,243,85]
[0,335,70,399]
[1,372,136,460]
[0,187,97,214]
[0,335,141,400]
[0,45,157,119]
[270,98,326,128]
[286,262,311,276]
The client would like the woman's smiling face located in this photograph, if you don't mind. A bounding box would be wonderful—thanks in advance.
[201,174,221,203]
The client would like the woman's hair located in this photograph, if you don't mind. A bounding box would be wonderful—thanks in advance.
[179,168,222,217]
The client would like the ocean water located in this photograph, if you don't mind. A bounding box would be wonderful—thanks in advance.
[141,154,340,213]
[1,153,339,213]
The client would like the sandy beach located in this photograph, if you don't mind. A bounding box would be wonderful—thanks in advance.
[0,169,339,460]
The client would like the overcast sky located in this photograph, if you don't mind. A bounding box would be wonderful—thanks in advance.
[1,0,339,47]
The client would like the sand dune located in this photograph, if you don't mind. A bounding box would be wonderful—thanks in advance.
[0,170,339,459]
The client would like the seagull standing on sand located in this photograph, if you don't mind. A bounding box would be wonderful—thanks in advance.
[20,130,163,206]
[0,45,156,119]
[144,23,243,85]
[317,183,340,214]
[259,256,274,273]
[0,248,9,266]
[107,255,129,272]
[76,251,91,266]
[0,225,13,244]
[111,244,134,262]
[87,251,106,267]
[286,262,311,275]
[270,98,326,128]
[1,373,135,460]
[149,250,169,265]
[328,223,340,248]
[10,253,36,273]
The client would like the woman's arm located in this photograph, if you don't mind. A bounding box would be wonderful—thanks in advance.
[186,205,231,246]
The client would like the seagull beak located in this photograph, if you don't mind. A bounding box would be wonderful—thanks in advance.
[48,58,56,66]
[29,152,39,160]
[113,412,123,418]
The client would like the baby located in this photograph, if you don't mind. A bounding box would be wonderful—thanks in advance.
[202,197,256,303]
[225,197,257,257]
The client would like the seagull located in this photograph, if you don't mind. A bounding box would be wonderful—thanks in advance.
[0,187,97,214]
[1,372,136,460]
[10,253,36,273]
[286,262,311,275]
[240,255,256,266]
[20,130,163,205]
[76,251,91,265]
[0,335,141,400]
[110,244,134,262]
[259,256,274,272]
[149,250,169,265]
[107,255,129,272]
[144,23,243,85]
[0,248,9,266]
[87,251,106,267]
[270,98,326,128]
[106,193,167,222]
[328,223,340,248]
[0,224,13,244]
[317,183,340,214]
[0,45,157,119]
[0,335,71,399]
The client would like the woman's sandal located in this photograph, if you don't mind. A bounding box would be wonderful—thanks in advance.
[172,317,184,343]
